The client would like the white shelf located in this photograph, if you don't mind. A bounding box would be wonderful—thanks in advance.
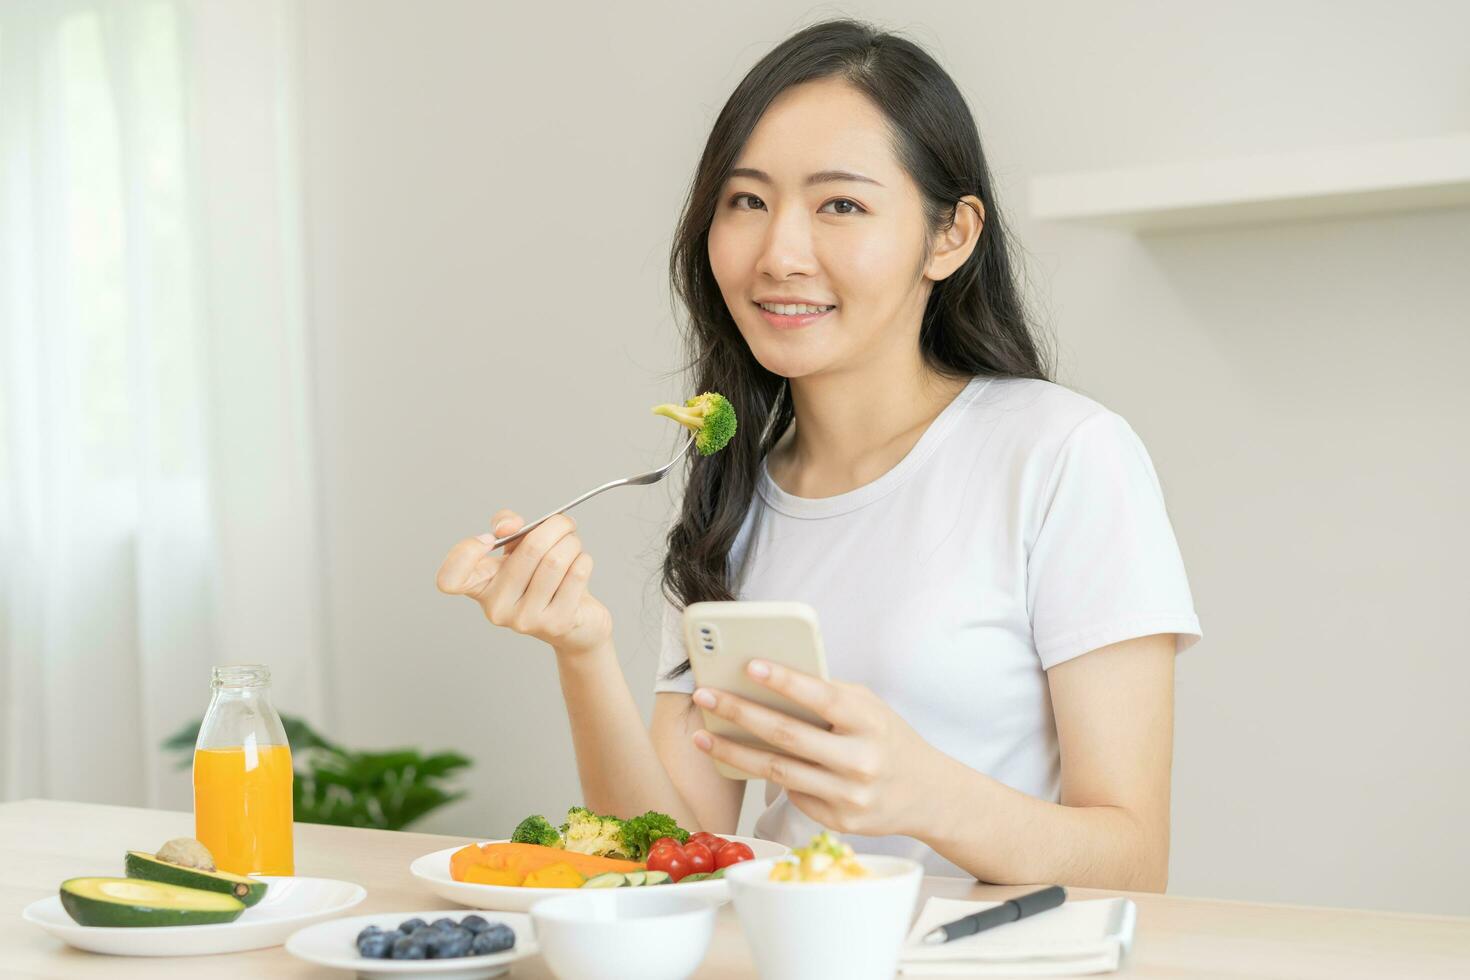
[1028,134,1470,231]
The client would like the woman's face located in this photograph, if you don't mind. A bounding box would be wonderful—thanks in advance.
[707,77,936,381]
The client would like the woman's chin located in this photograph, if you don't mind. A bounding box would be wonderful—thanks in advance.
[749,347,837,383]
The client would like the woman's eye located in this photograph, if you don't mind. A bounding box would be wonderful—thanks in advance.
[820,198,865,215]
[727,193,865,215]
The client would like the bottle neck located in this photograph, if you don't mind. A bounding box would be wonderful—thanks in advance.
[213,664,272,691]
[198,664,288,750]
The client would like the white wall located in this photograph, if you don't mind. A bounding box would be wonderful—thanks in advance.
[295,0,1470,914]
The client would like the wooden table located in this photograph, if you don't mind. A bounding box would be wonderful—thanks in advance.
[3,799,1468,978]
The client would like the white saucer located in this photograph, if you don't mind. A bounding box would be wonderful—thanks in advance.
[285,910,536,979]
[22,875,366,956]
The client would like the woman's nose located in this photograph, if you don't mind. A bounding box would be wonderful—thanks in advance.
[754,207,819,281]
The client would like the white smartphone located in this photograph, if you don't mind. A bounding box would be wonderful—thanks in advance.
[682,600,831,780]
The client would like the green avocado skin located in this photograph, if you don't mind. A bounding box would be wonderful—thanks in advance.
[124,851,268,907]
[59,878,245,927]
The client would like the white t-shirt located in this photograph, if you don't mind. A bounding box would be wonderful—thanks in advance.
[653,376,1201,876]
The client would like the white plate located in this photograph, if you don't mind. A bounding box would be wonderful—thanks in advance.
[410,836,788,912]
[22,875,366,957]
[286,910,536,980]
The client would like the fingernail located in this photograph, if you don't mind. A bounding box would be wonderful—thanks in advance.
[476,533,495,545]
[692,688,716,708]
[748,660,770,679]
[692,731,713,751]
[494,520,513,535]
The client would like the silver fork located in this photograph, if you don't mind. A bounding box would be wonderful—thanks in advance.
[487,434,696,551]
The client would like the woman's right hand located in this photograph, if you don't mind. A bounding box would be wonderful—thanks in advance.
[435,510,612,656]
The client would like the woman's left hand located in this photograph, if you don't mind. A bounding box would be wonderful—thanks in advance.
[690,660,938,838]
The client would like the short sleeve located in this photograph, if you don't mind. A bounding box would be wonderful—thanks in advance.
[1026,411,1202,669]
[652,594,696,694]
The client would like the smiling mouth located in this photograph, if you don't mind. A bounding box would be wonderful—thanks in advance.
[752,301,834,327]
[752,302,836,329]
[755,301,836,315]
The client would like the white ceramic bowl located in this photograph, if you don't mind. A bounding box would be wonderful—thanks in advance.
[410,836,786,912]
[530,890,722,980]
[725,855,923,980]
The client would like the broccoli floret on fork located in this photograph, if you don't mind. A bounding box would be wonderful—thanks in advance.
[651,392,737,456]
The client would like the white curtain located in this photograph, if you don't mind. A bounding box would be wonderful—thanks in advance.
[0,0,326,811]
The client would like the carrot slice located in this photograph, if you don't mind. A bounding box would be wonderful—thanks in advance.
[449,841,645,884]
[477,842,644,877]
[449,844,482,882]
[464,865,524,887]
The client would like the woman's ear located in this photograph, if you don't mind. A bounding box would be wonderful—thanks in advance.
[924,195,985,283]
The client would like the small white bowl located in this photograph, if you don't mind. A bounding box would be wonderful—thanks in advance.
[725,855,923,980]
[530,890,722,980]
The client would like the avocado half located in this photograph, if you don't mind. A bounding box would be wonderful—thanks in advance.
[59,877,245,927]
[124,850,268,907]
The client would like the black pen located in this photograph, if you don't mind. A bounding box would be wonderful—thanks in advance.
[922,885,1068,944]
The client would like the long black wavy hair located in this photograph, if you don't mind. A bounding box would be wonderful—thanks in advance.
[661,18,1049,677]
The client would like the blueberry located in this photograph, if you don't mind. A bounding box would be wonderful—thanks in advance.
[435,929,474,958]
[460,914,491,934]
[424,928,469,958]
[391,934,429,960]
[357,931,394,959]
[471,923,515,955]
[357,924,382,939]
[431,916,459,932]
[398,917,427,935]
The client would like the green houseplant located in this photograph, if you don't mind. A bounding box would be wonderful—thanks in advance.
[163,715,471,831]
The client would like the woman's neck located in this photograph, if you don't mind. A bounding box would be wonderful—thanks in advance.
[767,358,971,499]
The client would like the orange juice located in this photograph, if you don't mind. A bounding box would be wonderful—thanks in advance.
[193,744,295,875]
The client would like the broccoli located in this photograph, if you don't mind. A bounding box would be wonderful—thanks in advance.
[559,805,628,858]
[619,810,690,861]
[510,814,563,848]
[652,392,737,456]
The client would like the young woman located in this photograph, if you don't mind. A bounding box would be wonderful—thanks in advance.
[437,20,1199,891]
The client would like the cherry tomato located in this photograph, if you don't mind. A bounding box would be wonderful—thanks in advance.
[646,844,691,881]
[683,841,714,875]
[713,841,754,869]
[688,832,722,852]
[652,836,679,850]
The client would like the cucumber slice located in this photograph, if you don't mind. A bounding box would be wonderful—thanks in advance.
[676,868,722,883]
[60,877,245,927]
[581,872,627,889]
[623,871,647,887]
[642,870,672,885]
[125,851,268,907]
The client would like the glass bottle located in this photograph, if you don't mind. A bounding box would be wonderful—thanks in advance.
[193,664,295,875]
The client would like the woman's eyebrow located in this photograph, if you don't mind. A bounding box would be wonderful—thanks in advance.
[729,167,884,188]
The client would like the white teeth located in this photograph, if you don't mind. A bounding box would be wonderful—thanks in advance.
[759,302,834,315]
